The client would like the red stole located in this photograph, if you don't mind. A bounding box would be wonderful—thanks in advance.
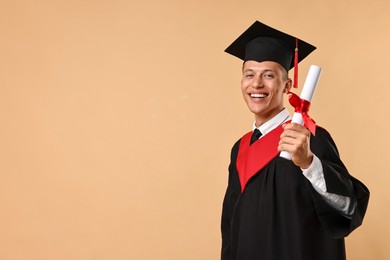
[236,123,286,193]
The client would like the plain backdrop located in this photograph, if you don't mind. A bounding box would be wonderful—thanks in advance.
[0,0,388,259]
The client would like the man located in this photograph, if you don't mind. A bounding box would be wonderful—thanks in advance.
[221,21,369,260]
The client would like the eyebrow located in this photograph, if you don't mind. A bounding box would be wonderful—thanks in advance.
[242,68,275,73]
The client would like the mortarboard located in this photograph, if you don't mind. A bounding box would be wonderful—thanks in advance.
[225,21,316,87]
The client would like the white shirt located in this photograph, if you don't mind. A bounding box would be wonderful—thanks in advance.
[252,108,354,216]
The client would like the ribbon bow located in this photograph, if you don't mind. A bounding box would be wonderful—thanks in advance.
[288,91,316,136]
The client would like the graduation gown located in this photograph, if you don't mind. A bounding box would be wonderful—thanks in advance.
[221,127,369,260]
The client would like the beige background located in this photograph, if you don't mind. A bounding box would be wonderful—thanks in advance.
[0,0,388,259]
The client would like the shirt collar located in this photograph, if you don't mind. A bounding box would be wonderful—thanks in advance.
[252,108,291,136]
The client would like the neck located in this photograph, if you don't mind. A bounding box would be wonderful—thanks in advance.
[254,108,285,127]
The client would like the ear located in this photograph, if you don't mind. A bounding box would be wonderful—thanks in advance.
[283,79,292,93]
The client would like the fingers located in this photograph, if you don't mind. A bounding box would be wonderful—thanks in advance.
[279,123,310,147]
[282,123,311,137]
[279,123,313,168]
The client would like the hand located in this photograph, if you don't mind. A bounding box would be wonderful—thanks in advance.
[278,123,313,169]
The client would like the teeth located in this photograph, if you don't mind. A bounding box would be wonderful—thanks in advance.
[251,93,267,98]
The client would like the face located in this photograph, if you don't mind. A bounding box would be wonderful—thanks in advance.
[241,60,291,126]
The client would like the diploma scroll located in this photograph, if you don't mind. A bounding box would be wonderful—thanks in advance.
[280,65,322,160]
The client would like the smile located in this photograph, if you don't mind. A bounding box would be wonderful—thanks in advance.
[250,93,268,98]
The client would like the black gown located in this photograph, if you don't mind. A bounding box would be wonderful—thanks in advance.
[221,127,369,260]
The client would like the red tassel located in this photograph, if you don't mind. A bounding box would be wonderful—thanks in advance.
[293,38,298,88]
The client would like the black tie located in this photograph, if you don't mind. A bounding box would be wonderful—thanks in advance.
[250,129,262,145]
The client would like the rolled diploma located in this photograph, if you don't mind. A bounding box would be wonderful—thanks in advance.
[280,65,322,160]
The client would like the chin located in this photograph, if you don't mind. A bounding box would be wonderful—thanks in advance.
[250,109,267,118]
[247,104,266,115]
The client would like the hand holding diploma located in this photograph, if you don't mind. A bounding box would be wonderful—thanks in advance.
[279,65,322,161]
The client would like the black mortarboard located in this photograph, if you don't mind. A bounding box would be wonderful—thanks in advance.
[225,21,316,72]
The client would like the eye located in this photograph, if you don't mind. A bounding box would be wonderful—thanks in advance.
[262,73,275,79]
[244,73,254,78]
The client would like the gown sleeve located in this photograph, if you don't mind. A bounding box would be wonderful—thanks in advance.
[221,140,241,260]
[309,127,370,238]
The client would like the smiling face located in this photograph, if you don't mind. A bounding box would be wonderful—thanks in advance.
[241,60,292,126]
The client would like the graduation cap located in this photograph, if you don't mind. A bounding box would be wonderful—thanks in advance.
[225,21,316,87]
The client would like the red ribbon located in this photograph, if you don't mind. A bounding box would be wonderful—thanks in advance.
[288,91,316,135]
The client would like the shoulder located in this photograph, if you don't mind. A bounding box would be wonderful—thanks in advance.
[310,125,341,160]
[314,125,331,138]
[230,131,252,152]
[230,138,242,160]
[229,130,252,161]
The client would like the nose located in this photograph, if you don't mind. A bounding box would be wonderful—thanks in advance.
[252,75,263,89]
